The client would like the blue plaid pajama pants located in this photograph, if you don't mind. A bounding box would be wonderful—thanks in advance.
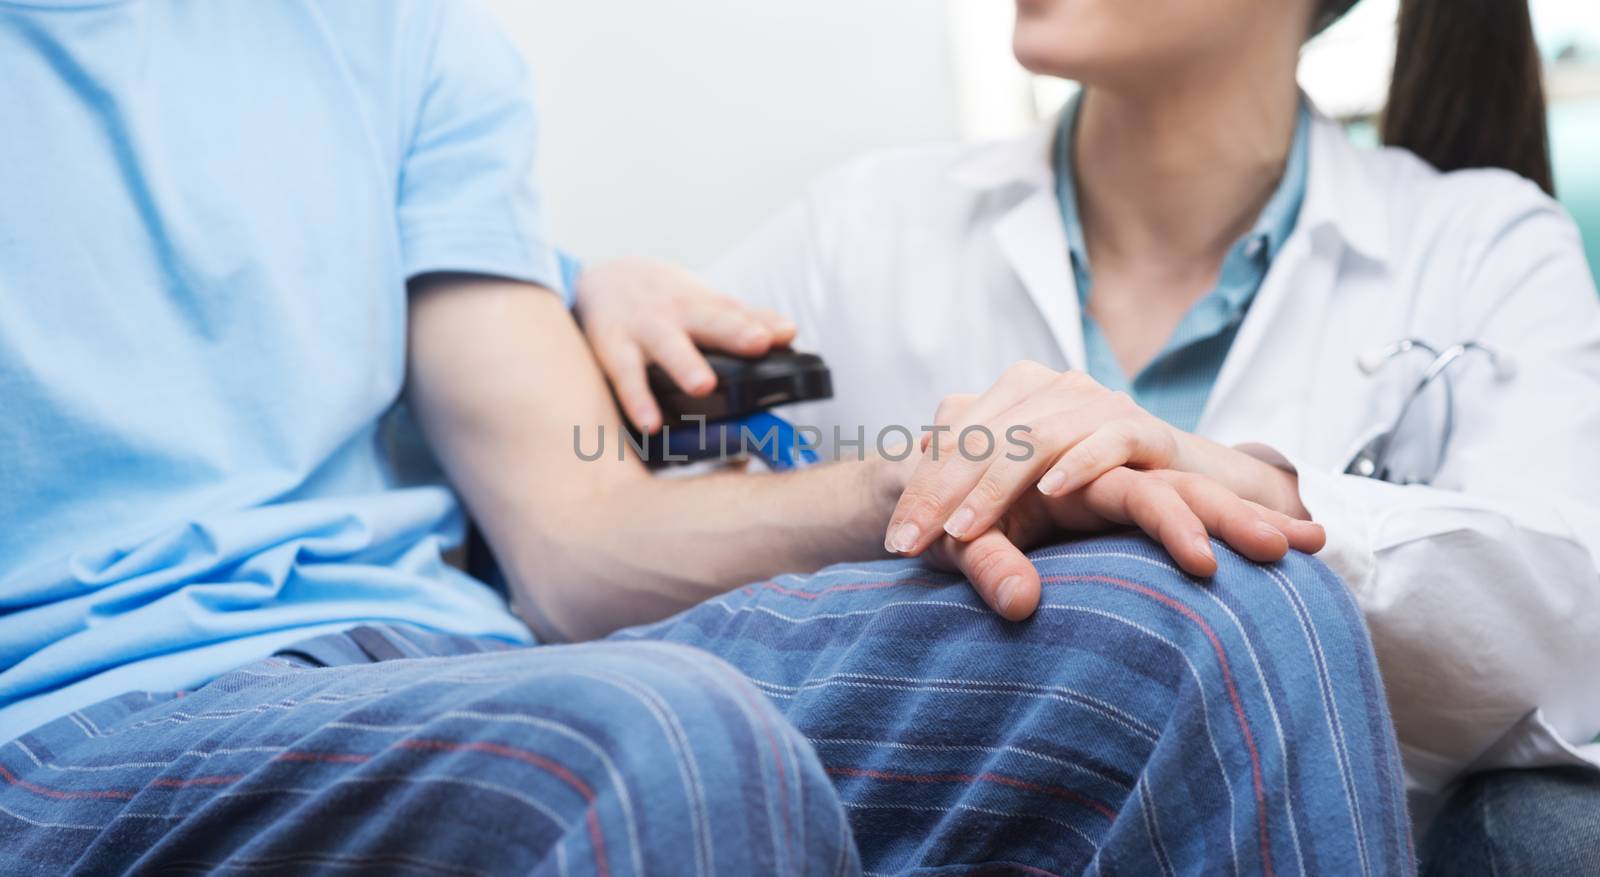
[0,536,1413,875]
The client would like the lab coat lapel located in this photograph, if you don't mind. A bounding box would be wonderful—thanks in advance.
[1198,230,1337,437]
[1198,112,1391,437]
[993,188,1088,372]
[952,114,1088,371]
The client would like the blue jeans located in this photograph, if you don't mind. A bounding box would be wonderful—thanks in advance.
[1,536,1413,875]
[1421,766,1600,876]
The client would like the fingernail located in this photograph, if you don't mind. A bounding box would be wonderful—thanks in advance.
[776,319,797,334]
[1257,521,1285,541]
[887,522,920,554]
[944,507,976,539]
[739,329,769,348]
[997,576,1024,616]
[690,370,715,391]
[1195,537,1215,563]
[1038,471,1066,495]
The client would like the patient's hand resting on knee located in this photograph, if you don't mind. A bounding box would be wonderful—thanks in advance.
[885,362,1315,566]
[891,391,1325,622]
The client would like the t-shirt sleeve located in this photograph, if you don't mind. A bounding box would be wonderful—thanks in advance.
[398,0,563,299]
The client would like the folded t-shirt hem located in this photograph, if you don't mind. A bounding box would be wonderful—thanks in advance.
[403,224,566,304]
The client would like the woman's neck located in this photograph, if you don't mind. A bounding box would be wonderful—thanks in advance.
[1073,57,1302,273]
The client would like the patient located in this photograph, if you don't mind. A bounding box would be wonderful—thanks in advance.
[0,1,1410,874]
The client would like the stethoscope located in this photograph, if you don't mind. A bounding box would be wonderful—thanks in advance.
[1344,338,1518,485]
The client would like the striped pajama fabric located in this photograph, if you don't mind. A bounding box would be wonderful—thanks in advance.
[0,535,1413,875]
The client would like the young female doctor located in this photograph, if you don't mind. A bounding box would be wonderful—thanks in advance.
[577,0,1600,869]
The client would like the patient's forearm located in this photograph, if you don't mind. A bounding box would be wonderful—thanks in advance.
[511,457,902,641]
[406,273,900,642]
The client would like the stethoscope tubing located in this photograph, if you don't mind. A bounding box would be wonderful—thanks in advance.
[1349,339,1513,485]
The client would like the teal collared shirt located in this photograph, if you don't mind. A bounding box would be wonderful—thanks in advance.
[1055,98,1311,432]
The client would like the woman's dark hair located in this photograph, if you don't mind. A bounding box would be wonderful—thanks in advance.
[1316,0,1555,196]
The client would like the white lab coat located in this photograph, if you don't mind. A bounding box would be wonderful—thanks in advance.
[708,111,1600,799]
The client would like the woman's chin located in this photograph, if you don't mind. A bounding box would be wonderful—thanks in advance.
[1011,40,1082,81]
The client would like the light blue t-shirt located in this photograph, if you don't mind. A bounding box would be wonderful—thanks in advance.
[0,0,561,741]
[1056,96,1311,432]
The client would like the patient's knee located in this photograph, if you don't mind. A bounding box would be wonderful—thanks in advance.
[1213,544,1373,658]
[1027,535,1378,687]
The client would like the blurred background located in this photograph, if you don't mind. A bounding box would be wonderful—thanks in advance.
[485,0,1600,277]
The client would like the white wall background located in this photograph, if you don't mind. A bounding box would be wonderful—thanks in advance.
[483,0,962,267]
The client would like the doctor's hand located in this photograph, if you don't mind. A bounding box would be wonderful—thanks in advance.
[915,463,1325,621]
[884,362,1315,559]
[574,258,797,433]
